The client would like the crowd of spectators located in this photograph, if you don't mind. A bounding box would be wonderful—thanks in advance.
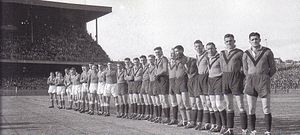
[1,24,110,62]
[271,65,300,93]
[1,76,48,90]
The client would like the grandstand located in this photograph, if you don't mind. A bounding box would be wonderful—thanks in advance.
[1,0,112,95]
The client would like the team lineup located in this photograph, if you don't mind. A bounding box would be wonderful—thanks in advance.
[47,32,276,135]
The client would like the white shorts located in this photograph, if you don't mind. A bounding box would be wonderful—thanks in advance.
[56,86,65,95]
[72,85,81,96]
[89,83,98,94]
[81,83,88,93]
[97,82,106,95]
[104,83,118,97]
[48,85,56,94]
[66,86,72,94]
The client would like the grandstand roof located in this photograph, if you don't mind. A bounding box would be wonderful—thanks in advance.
[1,0,112,23]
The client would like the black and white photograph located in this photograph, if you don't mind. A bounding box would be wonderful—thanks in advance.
[1,0,300,134]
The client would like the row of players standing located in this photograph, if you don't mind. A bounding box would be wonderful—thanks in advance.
[47,32,276,135]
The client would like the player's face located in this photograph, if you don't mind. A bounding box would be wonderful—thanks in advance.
[170,51,175,59]
[154,49,163,58]
[107,63,112,69]
[117,64,122,70]
[140,57,147,64]
[249,35,261,47]
[82,66,86,71]
[148,57,155,64]
[174,48,183,59]
[206,45,217,56]
[50,72,54,76]
[194,43,204,54]
[64,69,69,74]
[224,37,236,49]
[92,65,97,70]
[133,60,140,66]
[124,60,130,66]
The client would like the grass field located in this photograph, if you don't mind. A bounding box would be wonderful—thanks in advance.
[1,92,300,135]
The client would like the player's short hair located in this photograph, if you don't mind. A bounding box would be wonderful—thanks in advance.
[174,45,184,51]
[133,57,140,61]
[124,57,131,61]
[249,32,260,39]
[194,40,203,44]
[148,54,155,59]
[224,34,234,39]
[70,67,76,71]
[140,55,147,59]
[154,47,162,51]
[206,42,216,48]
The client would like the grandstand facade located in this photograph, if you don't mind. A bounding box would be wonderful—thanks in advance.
[1,0,112,94]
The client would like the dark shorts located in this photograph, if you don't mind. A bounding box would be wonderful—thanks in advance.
[141,80,149,94]
[169,78,176,95]
[188,75,200,97]
[208,76,222,95]
[198,74,209,95]
[175,75,188,94]
[149,81,159,96]
[222,72,245,95]
[127,81,134,94]
[245,74,270,98]
[133,81,142,94]
[118,83,128,95]
[157,75,169,95]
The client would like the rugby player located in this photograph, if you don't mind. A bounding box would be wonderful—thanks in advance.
[97,64,106,115]
[173,45,192,127]
[184,54,199,129]
[243,32,276,135]
[117,63,129,118]
[167,49,179,125]
[206,42,227,133]
[148,54,160,122]
[220,34,247,135]
[154,47,170,124]
[55,72,65,109]
[70,68,81,111]
[64,68,73,110]
[123,58,133,118]
[47,72,56,108]
[79,65,89,113]
[87,64,98,115]
[131,58,143,120]
[140,55,151,120]
[124,58,136,119]
[103,62,118,117]
[194,40,209,130]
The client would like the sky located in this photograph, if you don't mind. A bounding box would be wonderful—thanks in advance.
[49,0,300,61]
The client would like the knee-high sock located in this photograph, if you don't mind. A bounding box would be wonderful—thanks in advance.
[172,106,178,120]
[166,107,170,119]
[203,110,210,123]
[158,105,162,117]
[210,111,216,124]
[154,106,158,117]
[240,112,248,130]
[215,111,221,126]
[227,111,234,128]
[249,114,256,131]
[126,104,129,114]
[220,110,227,127]
[191,109,197,123]
[197,109,203,123]
[264,113,272,132]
